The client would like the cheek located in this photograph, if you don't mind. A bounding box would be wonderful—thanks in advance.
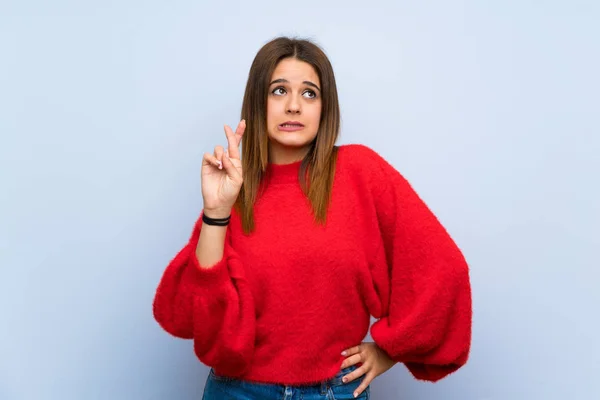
[266,99,274,123]
[309,103,322,127]
[266,98,279,118]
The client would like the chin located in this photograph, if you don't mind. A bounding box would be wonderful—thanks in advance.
[269,132,316,149]
[276,140,312,150]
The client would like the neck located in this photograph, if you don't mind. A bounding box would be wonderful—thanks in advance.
[268,142,311,165]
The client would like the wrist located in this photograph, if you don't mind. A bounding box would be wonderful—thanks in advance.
[203,207,232,220]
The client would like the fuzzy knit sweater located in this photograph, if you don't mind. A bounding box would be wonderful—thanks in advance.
[152,143,472,385]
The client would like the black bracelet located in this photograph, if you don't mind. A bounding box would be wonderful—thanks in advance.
[202,212,231,226]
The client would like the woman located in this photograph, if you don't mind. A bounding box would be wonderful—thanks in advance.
[153,36,472,399]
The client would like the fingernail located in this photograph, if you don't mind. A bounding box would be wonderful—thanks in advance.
[342,377,347,383]
[353,392,358,398]
[341,351,347,356]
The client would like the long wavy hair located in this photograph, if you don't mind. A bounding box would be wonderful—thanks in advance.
[235,37,340,234]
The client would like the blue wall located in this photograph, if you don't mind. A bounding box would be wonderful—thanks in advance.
[1,1,598,399]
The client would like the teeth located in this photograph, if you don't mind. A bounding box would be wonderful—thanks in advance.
[282,124,302,127]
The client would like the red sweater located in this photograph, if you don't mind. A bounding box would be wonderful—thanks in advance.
[153,144,472,385]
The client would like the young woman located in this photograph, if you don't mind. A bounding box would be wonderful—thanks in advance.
[153,36,472,399]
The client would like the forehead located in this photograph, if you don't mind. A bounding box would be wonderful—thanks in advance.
[271,58,320,85]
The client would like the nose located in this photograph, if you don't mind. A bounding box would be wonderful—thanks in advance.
[286,96,301,114]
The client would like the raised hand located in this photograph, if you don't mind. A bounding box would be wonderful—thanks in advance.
[201,119,246,218]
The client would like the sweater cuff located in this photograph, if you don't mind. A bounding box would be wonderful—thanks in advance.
[188,252,230,288]
[405,362,461,382]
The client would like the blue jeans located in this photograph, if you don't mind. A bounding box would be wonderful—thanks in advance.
[202,364,370,399]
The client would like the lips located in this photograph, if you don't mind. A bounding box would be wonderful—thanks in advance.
[279,121,304,128]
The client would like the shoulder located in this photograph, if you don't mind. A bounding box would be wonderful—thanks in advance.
[337,143,384,163]
[336,143,398,179]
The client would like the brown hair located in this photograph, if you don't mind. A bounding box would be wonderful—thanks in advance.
[235,36,340,234]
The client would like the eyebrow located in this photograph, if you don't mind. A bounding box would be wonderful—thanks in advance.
[269,78,321,92]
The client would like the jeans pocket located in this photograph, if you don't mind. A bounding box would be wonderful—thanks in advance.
[329,383,370,400]
[328,365,370,400]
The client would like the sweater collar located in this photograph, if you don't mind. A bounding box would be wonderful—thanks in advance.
[264,160,303,185]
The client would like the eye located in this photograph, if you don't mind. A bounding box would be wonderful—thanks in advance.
[303,89,317,99]
[272,87,286,96]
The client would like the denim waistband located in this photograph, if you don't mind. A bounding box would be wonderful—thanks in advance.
[209,364,359,388]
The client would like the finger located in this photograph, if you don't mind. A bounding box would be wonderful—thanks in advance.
[214,145,225,160]
[342,364,367,384]
[340,353,363,370]
[353,374,374,398]
[341,344,362,357]
[234,119,246,144]
[213,145,225,169]
[203,152,221,169]
[225,120,245,160]
[221,152,241,181]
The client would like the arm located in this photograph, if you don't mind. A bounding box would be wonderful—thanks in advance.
[152,211,255,376]
[196,207,231,267]
[368,151,472,382]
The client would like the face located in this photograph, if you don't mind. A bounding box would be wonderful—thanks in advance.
[266,58,322,164]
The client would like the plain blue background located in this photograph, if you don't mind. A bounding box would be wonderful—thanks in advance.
[1,1,598,399]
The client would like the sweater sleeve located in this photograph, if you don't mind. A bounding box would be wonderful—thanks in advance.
[367,150,472,382]
[152,213,255,376]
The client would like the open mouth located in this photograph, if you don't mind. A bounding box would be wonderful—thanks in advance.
[279,122,304,128]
